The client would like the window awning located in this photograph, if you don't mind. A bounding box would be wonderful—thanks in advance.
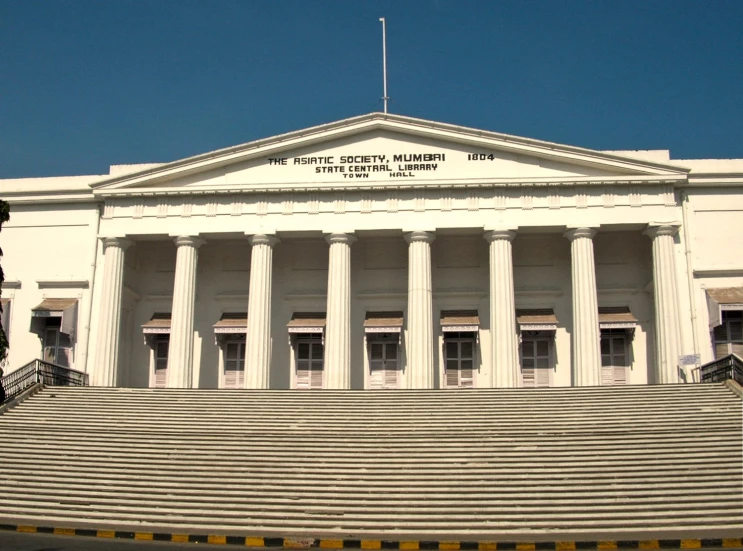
[517,309,558,331]
[32,298,78,337]
[213,313,248,334]
[706,287,743,328]
[598,307,638,329]
[32,298,76,317]
[142,313,172,334]
[440,310,479,332]
[287,312,326,334]
[364,311,403,333]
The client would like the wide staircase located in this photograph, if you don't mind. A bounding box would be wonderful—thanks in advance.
[0,383,741,541]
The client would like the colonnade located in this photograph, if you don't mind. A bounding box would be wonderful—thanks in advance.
[93,225,684,389]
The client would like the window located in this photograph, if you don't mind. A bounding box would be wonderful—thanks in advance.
[223,337,246,389]
[296,337,324,389]
[31,298,77,368]
[42,318,72,368]
[444,332,475,388]
[368,334,399,389]
[142,313,171,388]
[364,311,403,389]
[213,313,248,389]
[288,313,326,389]
[601,329,628,385]
[0,298,10,339]
[521,336,552,388]
[154,337,169,388]
[517,310,557,388]
[713,311,743,359]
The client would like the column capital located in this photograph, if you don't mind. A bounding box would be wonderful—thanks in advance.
[404,230,436,244]
[484,230,516,243]
[172,235,205,249]
[644,223,680,239]
[564,227,597,241]
[325,232,357,245]
[248,234,280,247]
[101,236,131,251]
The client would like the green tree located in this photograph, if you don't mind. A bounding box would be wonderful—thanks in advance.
[0,199,10,367]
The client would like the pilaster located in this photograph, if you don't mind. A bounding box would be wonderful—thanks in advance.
[92,237,131,387]
[484,230,518,387]
[405,231,436,389]
[645,224,682,383]
[166,235,205,388]
[245,234,279,389]
[564,227,601,386]
[324,233,356,389]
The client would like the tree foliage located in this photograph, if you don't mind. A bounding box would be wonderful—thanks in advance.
[0,199,9,367]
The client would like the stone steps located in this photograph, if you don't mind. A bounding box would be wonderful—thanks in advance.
[2,436,737,449]
[0,483,736,498]
[2,489,741,509]
[1,469,736,486]
[0,383,741,539]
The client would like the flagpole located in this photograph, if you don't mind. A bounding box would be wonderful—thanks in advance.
[379,17,388,114]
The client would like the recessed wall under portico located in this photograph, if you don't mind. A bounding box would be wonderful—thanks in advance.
[112,226,657,389]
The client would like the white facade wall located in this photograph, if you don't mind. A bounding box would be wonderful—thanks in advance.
[683,187,743,364]
[1,113,741,388]
[1,202,100,371]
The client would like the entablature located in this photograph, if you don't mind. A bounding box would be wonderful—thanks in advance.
[92,174,688,199]
[97,182,680,231]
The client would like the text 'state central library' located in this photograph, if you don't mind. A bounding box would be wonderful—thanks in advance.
[2,113,742,390]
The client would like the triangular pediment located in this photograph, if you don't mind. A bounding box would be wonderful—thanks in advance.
[92,113,688,195]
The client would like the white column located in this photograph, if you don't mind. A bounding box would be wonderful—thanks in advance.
[92,237,130,387]
[166,235,205,388]
[484,230,518,388]
[645,224,682,384]
[245,234,279,389]
[565,228,601,386]
[405,231,436,389]
[324,233,356,389]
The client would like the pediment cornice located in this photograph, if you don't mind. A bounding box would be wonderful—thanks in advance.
[91,113,690,196]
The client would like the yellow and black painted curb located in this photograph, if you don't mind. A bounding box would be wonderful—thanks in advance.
[1,525,741,549]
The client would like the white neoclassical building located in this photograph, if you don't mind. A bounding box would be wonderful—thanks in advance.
[1,113,742,389]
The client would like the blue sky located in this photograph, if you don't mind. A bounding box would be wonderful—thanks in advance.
[1,0,742,178]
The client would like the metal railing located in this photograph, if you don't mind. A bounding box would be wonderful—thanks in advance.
[699,353,743,385]
[1,359,89,403]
